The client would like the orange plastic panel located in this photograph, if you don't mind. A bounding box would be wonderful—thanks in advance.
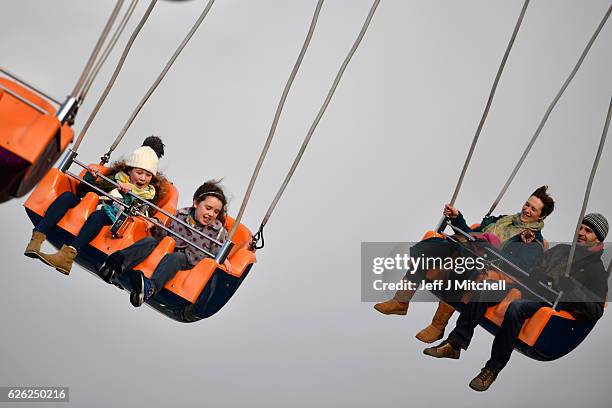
[518,307,575,346]
[133,236,176,279]
[0,78,62,163]
[167,258,219,303]
[483,288,577,347]
[422,230,444,241]
[485,288,523,326]
[59,124,74,151]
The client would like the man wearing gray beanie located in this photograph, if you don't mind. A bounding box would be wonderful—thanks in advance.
[424,213,609,392]
[581,213,609,243]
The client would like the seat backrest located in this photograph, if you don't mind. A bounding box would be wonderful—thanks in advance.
[224,216,253,253]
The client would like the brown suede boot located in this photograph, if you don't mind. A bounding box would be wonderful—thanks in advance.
[24,231,46,259]
[39,245,77,275]
[373,300,409,315]
[415,301,455,343]
[423,340,461,359]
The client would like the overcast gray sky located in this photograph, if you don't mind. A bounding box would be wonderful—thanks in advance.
[1,1,611,407]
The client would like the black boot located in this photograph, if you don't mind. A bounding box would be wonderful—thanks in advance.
[130,270,155,307]
[99,252,125,284]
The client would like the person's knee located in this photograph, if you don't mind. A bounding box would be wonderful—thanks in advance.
[58,191,78,204]
[504,301,536,321]
[92,210,111,224]
[504,302,521,319]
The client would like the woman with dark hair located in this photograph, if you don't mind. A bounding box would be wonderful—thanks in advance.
[24,136,166,275]
[99,180,232,307]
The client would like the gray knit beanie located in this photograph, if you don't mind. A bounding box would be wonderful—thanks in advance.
[582,213,608,242]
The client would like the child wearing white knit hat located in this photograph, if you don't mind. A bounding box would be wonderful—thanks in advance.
[26,136,167,276]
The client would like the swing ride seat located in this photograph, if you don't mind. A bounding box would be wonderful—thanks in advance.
[129,215,256,322]
[419,227,599,361]
[475,287,596,362]
[24,165,256,322]
[0,78,73,202]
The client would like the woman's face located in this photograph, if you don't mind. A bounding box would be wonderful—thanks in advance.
[193,196,223,226]
[129,167,153,189]
[520,195,544,223]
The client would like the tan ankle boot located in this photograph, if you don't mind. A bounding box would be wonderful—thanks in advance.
[374,299,409,315]
[374,287,415,315]
[39,245,77,275]
[24,231,46,259]
[415,301,455,343]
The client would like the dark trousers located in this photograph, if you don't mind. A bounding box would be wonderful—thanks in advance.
[113,237,160,273]
[447,297,544,373]
[150,252,190,292]
[70,210,112,251]
[34,191,112,251]
[34,191,81,234]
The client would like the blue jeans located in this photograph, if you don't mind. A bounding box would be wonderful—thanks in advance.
[109,237,160,273]
[149,252,190,293]
[70,210,112,251]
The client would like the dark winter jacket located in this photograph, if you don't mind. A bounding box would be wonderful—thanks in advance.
[531,244,609,321]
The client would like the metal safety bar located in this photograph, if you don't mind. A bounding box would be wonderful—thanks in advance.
[484,247,531,279]
[446,222,477,242]
[65,169,215,259]
[0,66,61,105]
[0,84,49,115]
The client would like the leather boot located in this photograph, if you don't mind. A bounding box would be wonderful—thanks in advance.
[373,288,415,315]
[24,231,46,259]
[423,340,461,359]
[374,299,409,315]
[39,245,78,275]
[469,367,498,392]
[415,301,455,343]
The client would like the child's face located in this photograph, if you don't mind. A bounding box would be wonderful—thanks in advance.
[129,167,153,189]
[193,196,223,226]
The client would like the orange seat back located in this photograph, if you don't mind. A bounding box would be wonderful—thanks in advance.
[421,230,444,241]
[485,288,522,325]
[483,288,576,347]
[0,78,65,164]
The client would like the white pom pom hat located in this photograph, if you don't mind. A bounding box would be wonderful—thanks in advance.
[126,146,158,175]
